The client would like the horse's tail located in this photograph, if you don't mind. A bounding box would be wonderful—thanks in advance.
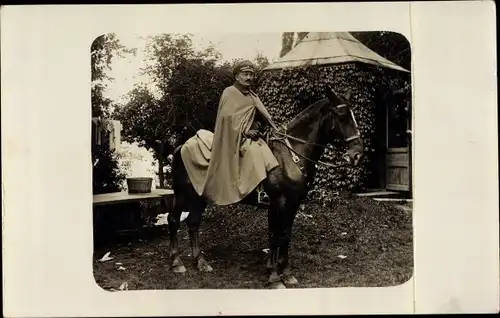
[170,145,185,200]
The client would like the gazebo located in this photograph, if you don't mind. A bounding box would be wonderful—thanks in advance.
[263,32,412,196]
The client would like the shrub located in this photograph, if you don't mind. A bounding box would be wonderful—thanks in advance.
[92,128,127,195]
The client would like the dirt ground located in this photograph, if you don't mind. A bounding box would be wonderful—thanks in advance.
[93,194,413,290]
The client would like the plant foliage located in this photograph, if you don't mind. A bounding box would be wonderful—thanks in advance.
[257,63,409,192]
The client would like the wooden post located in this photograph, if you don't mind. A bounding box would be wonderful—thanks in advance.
[407,99,413,199]
[384,91,389,190]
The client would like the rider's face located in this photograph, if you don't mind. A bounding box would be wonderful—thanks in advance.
[235,71,255,88]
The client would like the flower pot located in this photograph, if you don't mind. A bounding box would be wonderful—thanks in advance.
[127,177,153,194]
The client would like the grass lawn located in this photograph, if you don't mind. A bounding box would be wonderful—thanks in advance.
[93,194,413,290]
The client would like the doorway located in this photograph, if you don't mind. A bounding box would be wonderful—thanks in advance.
[369,88,411,194]
[385,89,411,192]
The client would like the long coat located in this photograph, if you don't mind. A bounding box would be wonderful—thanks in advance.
[181,85,280,205]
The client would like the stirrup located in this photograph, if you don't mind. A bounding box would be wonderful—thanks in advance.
[257,190,270,206]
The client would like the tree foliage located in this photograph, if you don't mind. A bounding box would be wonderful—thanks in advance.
[279,32,295,58]
[114,84,172,157]
[351,31,411,72]
[279,32,309,58]
[91,34,136,117]
[91,33,135,193]
[140,34,199,96]
[91,34,136,82]
[295,32,309,47]
[166,55,235,142]
[115,34,235,161]
[253,52,270,69]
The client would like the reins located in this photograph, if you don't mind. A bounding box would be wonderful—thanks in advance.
[277,138,346,169]
[273,131,326,148]
[266,128,360,171]
[263,100,362,176]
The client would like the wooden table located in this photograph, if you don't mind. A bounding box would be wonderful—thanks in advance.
[93,189,175,245]
[93,189,174,206]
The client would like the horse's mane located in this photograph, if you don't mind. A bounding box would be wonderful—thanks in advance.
[286,97,330,132]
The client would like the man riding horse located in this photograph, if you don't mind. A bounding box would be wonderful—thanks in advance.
[201,60,278,206]
[172,60,364,285]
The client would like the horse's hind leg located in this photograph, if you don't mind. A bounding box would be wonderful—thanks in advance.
[168,195,186,273]
[186,200,212,272]
[268,196,300,287]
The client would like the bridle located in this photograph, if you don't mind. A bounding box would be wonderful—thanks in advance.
[267,103,361,175]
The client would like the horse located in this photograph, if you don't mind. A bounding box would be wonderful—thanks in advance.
[167,87,364,289]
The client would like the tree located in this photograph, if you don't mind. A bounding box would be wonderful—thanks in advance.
[114,84,176,188]
[294,32,308,47]
[351,31,411,72]
[279,32,309,58]
[91,33,136,194]
[91,33,136,117]
[254,52,270,69]
[166,55,234,141]
[137,34,229,141]
[279,32,295,58]
[140,33,200,96]
[115,34,234,187]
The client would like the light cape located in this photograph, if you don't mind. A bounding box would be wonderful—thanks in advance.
[181,85,279,205]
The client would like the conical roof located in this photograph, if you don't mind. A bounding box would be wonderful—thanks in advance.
[264,32,409,72]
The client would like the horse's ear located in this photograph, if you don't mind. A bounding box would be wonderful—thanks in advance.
[344,88,352,102]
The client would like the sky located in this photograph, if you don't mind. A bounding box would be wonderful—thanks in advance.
[104,32,283,103]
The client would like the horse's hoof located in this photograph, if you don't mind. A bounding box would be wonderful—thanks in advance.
[172,265,186,273]
[266,258,272,270]
[270,282,287,289]
[197,258,213,272]
[282,275,298,286]
[198,263,213,272]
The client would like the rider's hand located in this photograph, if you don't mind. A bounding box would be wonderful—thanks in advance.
[245,129,261,141]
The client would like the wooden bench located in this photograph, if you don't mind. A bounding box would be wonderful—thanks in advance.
[93,189,174,245]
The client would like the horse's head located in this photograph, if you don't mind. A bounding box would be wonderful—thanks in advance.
[324,87,364,166]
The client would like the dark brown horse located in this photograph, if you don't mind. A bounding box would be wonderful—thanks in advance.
[167,88,364,289]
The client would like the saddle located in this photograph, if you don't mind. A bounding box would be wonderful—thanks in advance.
[181,128,272,207]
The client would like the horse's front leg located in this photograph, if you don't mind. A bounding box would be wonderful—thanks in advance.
[279,199,300,286]
[267,197,287,289]
[280,249,298,286]
[186,202,212,272]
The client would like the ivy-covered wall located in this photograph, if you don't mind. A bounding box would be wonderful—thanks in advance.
[256,63,409,193]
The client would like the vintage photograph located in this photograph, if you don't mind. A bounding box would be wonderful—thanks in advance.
[91,31,413,290]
